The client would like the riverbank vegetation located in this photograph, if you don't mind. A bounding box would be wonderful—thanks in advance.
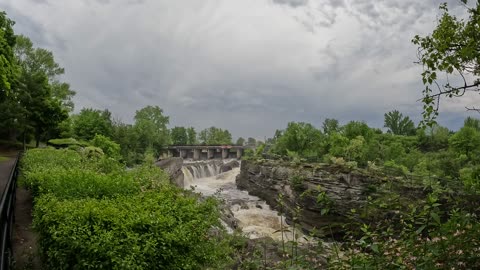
[21,148,232,269]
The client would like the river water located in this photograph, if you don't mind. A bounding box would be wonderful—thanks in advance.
[181,161,305,242]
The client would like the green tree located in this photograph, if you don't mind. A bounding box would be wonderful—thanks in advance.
[73,108,113,141]
[134,105,170,154]
[417,124,451,151]
[90,134,121,160]
[274,122,323,156]
[247,137,256,146]
[4,35,70,146]
[449,126,480,159]
[236,137,245,146]
[343,121,374,141]
[186,127,197,144]
[464,116,480,131]
[0,11,17,99]
[198,127,232,145]
[413,1,480,125]
[384,110,416,135]
[171,126,188,145]
[322,118,340,135]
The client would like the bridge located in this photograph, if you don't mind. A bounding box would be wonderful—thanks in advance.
[160,145,251,160]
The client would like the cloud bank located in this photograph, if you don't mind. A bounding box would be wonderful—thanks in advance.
[0,0,475,138]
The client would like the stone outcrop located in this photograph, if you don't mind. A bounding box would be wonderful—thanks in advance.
[235,160,420,237]
[219,160,240,173]
[155,157,184,187]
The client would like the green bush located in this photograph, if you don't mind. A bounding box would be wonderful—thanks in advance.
[21,148,229,269]
[90,134,121,160]
[48,138,89,147]
[34,190,227,270]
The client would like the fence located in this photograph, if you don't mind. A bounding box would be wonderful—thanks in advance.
[0,154,20,270]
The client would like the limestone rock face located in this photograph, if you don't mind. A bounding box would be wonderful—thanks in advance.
[155,157,184,187]
[236,160,389,237]
[219,160,240,173]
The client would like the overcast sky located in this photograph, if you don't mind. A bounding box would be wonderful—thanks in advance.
[1,0,477,139]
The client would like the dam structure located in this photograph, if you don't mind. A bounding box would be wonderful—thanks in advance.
[160,145,250,160]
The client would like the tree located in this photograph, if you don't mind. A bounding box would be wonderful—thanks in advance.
[247,137,256,146]
[186,127,197,145]
[464,116,480,131]
[322,118,340,135]
[134,105,170,154]
[0,11,17,99]
[197,127,232,145]
[2,35,71,146]
[343,121,374,141]
[171,127,188,145]
[236,137,245,146]
[417,124,451,151]
[413,1,479,125]
[274,122,323,156]
[449,126,480,159]
[384,110,416,135]
[73,108,113,141]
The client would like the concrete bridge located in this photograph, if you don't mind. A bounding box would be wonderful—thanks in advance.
[160,145,250,160]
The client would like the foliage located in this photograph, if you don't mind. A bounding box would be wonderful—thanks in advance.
[449,126,480,160]
[72,108,113,141]
[198,126,232,145]
[133,105,170,154]
[21,148,229,269]
[170,126,188,145]
[322,118,340,135]
[186,127,197,144]
[413,1,480,125]
[90,134,121,160]
[236,137,245,146]
[0,11,17,99]
[273,122,323,156]
[343,121,375,141]
[47,137,88,147]
[384,110,416,135]
[34,190,227,270]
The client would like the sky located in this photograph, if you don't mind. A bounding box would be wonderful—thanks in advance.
[1,0,478,139]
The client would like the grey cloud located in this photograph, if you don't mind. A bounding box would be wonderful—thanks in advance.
[1,0,475,139]
[273,0,309,8]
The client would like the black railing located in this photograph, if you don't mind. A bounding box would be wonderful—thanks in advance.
[0,154,20,270]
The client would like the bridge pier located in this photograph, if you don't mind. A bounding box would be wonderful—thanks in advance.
[207,149,215,159]
[222,149,229,159]
[193,149,201,160]
[180,149,188,159]
[236,149,243,159]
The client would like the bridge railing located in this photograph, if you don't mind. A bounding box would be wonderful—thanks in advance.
[0,153,20,270]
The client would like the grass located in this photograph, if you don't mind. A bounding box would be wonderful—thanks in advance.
[0,156,8,162]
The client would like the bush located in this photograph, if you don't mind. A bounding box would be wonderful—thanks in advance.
[34,190,228,270]
[90,134,121,160]
[47,138,89,147]
[20,148,229,269]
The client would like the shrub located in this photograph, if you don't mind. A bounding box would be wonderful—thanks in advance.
[34,190,228,270]
[90,134,121,160]
[21,148,229,269]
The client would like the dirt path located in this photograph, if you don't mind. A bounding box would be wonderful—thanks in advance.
[12,187,41,270]
[0,150,41,269]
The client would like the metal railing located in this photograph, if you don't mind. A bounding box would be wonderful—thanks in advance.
[0,153,20,270]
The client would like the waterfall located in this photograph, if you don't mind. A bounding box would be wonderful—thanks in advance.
[180,160,309,242]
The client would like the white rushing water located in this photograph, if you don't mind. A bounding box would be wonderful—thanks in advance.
[182,161,306,242]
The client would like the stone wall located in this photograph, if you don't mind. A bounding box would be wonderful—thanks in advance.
[236,160,422,237]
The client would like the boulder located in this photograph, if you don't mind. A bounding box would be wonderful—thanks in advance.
[155,157,184,187]
[219,160,240,173]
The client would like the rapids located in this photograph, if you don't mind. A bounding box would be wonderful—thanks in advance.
[181,161,306,242]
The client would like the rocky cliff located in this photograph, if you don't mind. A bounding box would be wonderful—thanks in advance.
[155,157,184,186]
[236,160,423,237]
